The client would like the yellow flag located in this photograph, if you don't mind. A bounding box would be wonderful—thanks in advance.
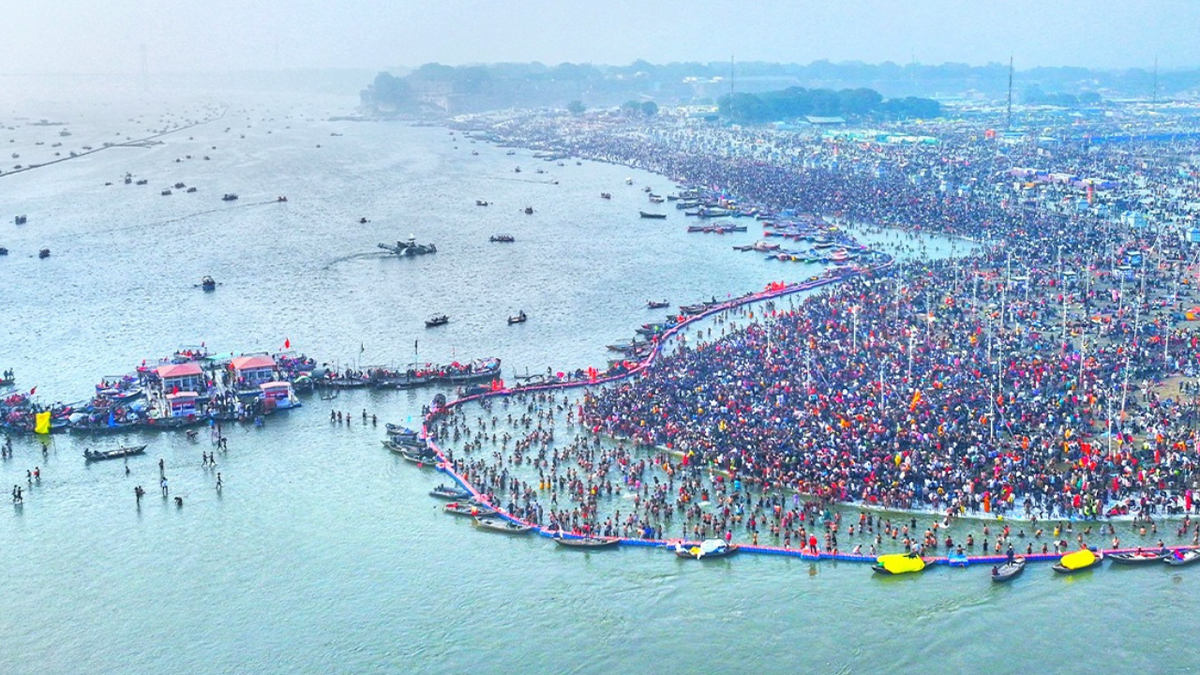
[34,411,51,435]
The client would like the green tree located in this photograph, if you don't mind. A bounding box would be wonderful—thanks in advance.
[641,101,659,116]
[566,100,586,114]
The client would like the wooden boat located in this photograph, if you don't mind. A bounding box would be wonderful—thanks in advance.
[1164,549,1200,566]
[600,192,611,199]
[673,539,737,559]
[429,485,472,500]
[554,535,619,549]
[646,300,670,309]
[396,449,438,466]
[425,314,449,328]
[382,438,423,453]
[991,557,1026,582]
[384,423,419,440]
[222,193,238,201]
[489,234,514,242]
[198,275,217,291]
[39,248,50,259]
[635,322,671,336]
[523,206,534,214]
[473,516,533,534]
[507,311,527,325]
[436,358,502,384]
[639,211,667,219]
[444,501,496,518]
[84,445,147,462]
[1109,550,1168,565]
[1052,549,1103,574]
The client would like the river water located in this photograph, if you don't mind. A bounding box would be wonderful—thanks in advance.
[0,82,1196,674]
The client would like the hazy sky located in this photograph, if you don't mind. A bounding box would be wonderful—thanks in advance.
[4,0,1196,74]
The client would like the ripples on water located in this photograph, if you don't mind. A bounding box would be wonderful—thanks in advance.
[1,86,1197,674]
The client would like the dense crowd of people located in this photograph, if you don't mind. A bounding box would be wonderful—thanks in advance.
[436,107,1200,548]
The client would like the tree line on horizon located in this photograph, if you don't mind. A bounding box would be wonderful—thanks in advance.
[360,59,1198,114]
[716,88,941,122]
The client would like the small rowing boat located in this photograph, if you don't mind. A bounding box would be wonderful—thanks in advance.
[673,539,737,559]
[1164,549,1200,567]
[639,211,667,219]
[444,501,496,518]
[429,484,472,500]
[554,535,619,549]
[397,449,438,466]
[1108,550,1167,565]
[473,517,533,534]
[84,445,148,462]
[991,557,1026,582]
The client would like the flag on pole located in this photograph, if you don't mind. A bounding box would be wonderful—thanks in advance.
[360,343,365,354]
[909,389,922,411]
[29,386,36,396]
[284,338,290,349]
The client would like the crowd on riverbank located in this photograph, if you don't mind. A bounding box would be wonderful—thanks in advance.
[451,107,1200,528]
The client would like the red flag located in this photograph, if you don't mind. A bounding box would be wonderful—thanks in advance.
[284,338,291,349]
[29,386,36,396]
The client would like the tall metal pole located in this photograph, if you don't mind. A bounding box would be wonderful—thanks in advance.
[1006,55,1014,131]
[1152,56,1158,109]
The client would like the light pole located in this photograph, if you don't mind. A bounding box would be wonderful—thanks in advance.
[851,304,860,353]
[907,331,915,383]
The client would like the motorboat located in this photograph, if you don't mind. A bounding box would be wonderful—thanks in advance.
[425,314,449,328]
